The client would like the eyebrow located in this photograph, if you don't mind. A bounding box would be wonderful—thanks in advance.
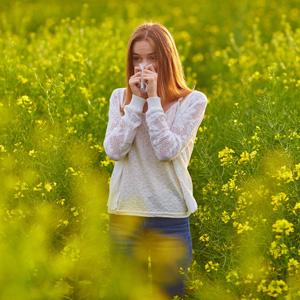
[132,52,156,55]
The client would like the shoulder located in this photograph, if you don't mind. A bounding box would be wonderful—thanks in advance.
[189,90,208,103]
[109,87,124,106]
[110,87,124,98]
[181,90,208,108]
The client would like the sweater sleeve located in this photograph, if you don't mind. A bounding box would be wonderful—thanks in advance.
[103,88,146,161]
[145,91,208,161]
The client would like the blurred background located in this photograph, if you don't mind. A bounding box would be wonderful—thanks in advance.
[0,1,300,299]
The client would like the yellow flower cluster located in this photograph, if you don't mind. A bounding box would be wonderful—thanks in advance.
[271,163,300,184]
[236,191,252,211]
[288,258,299,275]
[295,163,300,180]
[17,74,29,84]
[238,150,257,164]
[199,233,210,243]
[271,192,288,211]
[70,206,79,217]
[292,202,300,215]
[221,210,231,223]
[272,219,294,236]
[205,260,219,272]
[202,180,219,196]
[28,149,37,158]
[65,166,84,177]
[56,198,66,206]
[218,146,235,166]
[269,241,288,259]
[226,270,240,285]
[79,86,92,99]
[273,165,294,183]
[44,181,56,192]
[233,220,253,234]
[218,146,257,166]
[100,155,114,167]
[274,130,300,141]
[221,177,237,195]
[257,279,288,297]
[16,95,36,113]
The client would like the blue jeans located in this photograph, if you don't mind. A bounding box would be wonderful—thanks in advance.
[108,214,193,299]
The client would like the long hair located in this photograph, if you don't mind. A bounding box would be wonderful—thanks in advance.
[120,22,194,115]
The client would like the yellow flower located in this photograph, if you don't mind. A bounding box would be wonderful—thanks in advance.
[33,182,43,192]
[271,192,288,211]
[192,53,204,63]
[28,149,37,157]
[66,167,83,177]
[199,233,209,242]
[273,165,294,183]
[233,221,253,234]
[205,260,219,272]
[71,207,79,217]
[294,163,300,180]
[257,279,268,293]
[100,156,114,167]
[221,210,231,224]
[272,219,294,236]
[56,198,66,206]
[269,241,288,259]
[202,180,218,196]
[221,177,237,195]
[292,202,300,215]
[267,280,288,297]
[16,95,36,113]
[238,150,257,164]
[79,86,91,99]
[226,270,240,285]
[17,75,29,84]
[218,146,235,166]
[44,181,56,192]
[288,258,299,274]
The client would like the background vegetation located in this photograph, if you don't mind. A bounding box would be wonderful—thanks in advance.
[0,0,299,299]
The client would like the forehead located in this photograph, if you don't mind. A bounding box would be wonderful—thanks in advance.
[132,40,155,54]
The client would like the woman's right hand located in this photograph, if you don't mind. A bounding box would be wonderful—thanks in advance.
[129,66,148,99]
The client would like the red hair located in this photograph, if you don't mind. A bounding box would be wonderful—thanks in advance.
[120,22,194,114]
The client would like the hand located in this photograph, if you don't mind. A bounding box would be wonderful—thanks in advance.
[140,64,158,97]
[128,67,148,99]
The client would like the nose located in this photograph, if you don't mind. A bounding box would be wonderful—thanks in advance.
[141,59,151,66]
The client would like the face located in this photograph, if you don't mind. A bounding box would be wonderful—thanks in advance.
[132,40,158,72]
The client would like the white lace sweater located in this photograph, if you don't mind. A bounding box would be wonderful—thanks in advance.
[103,87,208,218]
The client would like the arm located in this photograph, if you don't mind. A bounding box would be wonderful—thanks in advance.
[103,88,146,161]
[145,91,208,161]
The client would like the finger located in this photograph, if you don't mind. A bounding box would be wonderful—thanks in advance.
[149,65,156,72]
[132,71,141,77]
[145,64,156,71]
[142,75,156,80]
[143,67,156,74]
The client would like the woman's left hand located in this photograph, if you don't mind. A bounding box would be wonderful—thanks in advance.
[142,64,158,98]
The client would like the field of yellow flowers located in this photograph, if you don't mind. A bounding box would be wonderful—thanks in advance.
[0,0,300,299]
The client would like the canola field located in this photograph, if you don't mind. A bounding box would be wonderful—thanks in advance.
[0,0,300,299]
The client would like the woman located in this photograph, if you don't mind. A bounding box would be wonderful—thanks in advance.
[103,22,208,299]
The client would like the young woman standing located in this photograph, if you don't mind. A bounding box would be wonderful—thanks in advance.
[103,22,208,299]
